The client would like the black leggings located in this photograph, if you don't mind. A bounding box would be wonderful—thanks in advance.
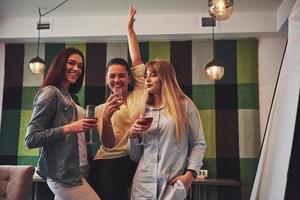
[89,155,137,200]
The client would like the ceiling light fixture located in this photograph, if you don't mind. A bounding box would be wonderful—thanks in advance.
[208,0,234,21]
[203,17,224,80]
[29,0,69,74]
[29,8,46,74]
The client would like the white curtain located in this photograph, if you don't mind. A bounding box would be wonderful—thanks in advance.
[251,0,300,199]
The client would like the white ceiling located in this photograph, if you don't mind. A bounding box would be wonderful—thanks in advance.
[0,0,284,18]
[0,0,294,43]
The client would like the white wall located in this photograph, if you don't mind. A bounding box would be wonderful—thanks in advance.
[251,1,300,198]
[0,12,281,43]
[258,37,287,141]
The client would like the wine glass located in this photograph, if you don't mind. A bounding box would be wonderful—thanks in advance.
[115,88,123,103]
[85,104,97,145]
[137,107,153,145]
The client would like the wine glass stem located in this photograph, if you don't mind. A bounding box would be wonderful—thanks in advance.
[141,134,145,145]
[89,130,93,143]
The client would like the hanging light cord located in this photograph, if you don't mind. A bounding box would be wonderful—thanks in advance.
[37,8,42,57]
[36,0,69,56]
[40,0,69,17]
[212,25,215,59]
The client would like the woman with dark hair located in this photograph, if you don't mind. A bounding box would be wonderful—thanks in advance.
[89,6,144,200]
[25,47,100,200]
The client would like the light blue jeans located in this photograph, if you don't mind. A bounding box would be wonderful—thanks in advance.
[47,177,100,200]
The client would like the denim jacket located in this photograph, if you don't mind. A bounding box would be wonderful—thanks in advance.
[25,85,82,186]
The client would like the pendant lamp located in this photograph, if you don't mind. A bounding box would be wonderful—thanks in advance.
[28,0,69,74]
[29,8,46,74]
[208,0,234,21]
[205,19,224,80]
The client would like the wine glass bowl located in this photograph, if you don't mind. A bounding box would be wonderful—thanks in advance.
[139,115,153,127]
[86,105,96,119]
[85,105,97,144]
[137,107,153,145]
[115,88,123,103]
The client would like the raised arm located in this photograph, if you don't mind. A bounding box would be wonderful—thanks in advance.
[127,6,142,67]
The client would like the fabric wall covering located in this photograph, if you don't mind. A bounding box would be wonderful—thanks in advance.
[0,39,260,200]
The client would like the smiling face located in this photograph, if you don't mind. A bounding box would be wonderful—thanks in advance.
[145,67,162,96]
[61,53,83,88]
[106,64,131,96]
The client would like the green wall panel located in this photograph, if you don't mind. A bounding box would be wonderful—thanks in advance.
[240,158,258,184]
[237,39,258,84]
[148,42,170,61]
[238,84,259,109]
[202,158,217,178]
[18,156,39,165]
[0,110,21,155]
[18,110,39,156]
[21,87,40,109]
[44,43,65,76]
[193,85,215,110]
[199,110,216,158]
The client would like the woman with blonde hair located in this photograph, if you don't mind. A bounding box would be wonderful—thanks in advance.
[129,60,206,200]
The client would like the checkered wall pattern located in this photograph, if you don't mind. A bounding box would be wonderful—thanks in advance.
[0,40,260,199]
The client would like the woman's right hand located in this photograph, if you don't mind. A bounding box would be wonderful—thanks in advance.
[129,118,150,138]
[102,93,123,120]
[63,118,98,134]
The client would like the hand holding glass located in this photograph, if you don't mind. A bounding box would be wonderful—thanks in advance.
[137,108,153,145]
[85,105,97,144]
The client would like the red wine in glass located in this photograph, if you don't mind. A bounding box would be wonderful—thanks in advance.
[137,107,153,145]
[139,117,153,127]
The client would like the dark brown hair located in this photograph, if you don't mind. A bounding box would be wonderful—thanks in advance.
[42,47,85,93]
[106,58,135,91]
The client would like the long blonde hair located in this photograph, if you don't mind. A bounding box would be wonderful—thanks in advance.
[132,59,192,141]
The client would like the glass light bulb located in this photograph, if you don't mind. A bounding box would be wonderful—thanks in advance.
[213,0,226,9]
[29,62,46,74]
[205,60,224,80]
[29,56,46,74]
[209,0,233,21]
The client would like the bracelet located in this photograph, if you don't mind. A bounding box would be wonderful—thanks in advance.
[186,169,198,179]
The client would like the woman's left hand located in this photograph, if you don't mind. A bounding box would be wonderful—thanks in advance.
[169,173,194,191]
